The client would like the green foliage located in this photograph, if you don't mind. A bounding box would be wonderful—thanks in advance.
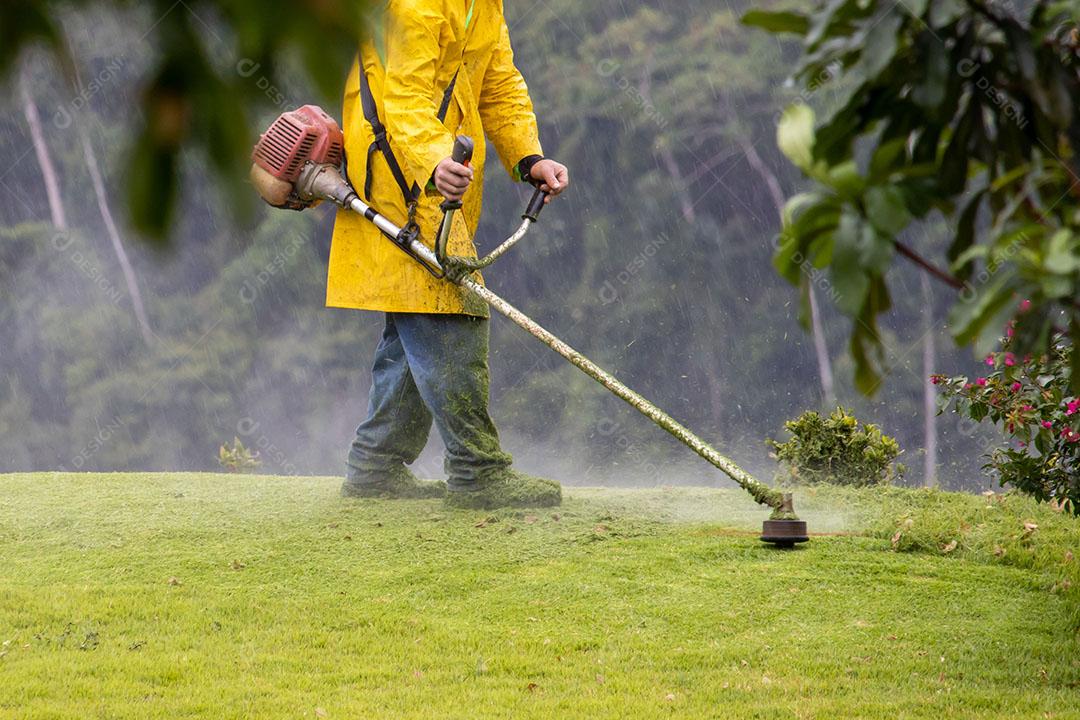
[746,1,1080,394]
[770,407,903,487]
[934,329,1078,513]
[1,0,372,241]
[218,436,261,473]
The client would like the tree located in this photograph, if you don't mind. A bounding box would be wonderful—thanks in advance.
[921,273,939,487]
[744,0,1080,394]
[19,63,67,230]
[742,136,837,408]
[79,129,155,345]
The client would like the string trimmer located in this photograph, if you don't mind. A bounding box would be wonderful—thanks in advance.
[250,105,808,547]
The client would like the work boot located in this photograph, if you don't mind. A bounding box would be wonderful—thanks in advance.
[341,465,446,499]
[444,469,562,510]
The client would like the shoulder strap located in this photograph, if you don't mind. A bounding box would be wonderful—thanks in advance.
[358,62,460,205]
[437,71,459,125]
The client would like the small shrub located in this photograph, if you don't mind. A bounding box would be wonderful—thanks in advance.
[769,408,903,487]
[218,437,261,473]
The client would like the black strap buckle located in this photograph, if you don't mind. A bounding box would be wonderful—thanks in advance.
[391,219,445,279]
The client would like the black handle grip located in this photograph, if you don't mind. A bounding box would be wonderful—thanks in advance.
[523,186,549,222]
[452,136,474,166]
[439,136,474,212]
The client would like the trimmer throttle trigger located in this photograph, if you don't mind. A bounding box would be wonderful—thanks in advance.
[452,135,474,168]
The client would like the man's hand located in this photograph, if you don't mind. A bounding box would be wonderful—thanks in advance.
[433,157,474,202]
[529,159,570,204]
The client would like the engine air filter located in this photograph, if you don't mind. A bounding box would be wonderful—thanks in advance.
[252,105,344,183]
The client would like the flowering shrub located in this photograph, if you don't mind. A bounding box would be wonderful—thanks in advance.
[933,329,1078,515]
[769,408,903,487]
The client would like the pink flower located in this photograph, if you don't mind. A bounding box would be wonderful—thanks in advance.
[1021,405,1034,412]
[1004,353,1016,367]
[930,376,940,385]
[1019,299,1032,313]
[1006,324,1015,338]
[985,354,996,367]
[1011,382,1022,393]
[1042,421,1054,430]
[1066,400,1080,416]
[964,383,973,391]
[976,378,988,387]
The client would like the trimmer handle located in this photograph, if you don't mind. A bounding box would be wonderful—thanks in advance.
[523,186,550,222]
[437,135,475,263]
[440,136,474,213]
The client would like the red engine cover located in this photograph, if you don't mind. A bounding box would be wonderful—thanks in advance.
[252,105,344,183]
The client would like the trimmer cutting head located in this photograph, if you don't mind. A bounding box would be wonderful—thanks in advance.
[760,519,809,548]
[760,494,809,548]
[250,105,345,210]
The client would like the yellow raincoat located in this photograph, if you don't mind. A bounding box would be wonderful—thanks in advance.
[327,0,544,316]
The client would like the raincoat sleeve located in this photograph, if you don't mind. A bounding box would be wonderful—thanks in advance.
[478,19,544,179]
[382,0,456,188]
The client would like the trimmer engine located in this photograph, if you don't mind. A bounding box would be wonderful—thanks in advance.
[251,105,348,210]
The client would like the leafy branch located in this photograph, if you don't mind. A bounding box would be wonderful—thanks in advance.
[1,1,372,241]
[744,0,1080,394]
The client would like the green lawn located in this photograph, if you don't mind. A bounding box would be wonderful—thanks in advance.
[1,473,1078,719]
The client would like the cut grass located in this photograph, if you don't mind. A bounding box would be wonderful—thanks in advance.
[0,473,1078,719]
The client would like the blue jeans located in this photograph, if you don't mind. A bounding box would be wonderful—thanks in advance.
[347,313,512,486]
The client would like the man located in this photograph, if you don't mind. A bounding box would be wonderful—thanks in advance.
[327,0,570,508]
